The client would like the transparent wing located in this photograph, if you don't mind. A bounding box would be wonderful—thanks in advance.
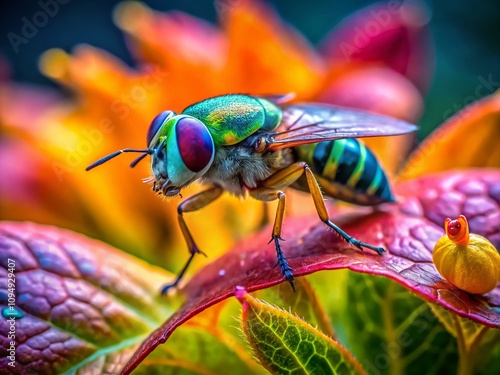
[259,93,296,105]
[267,103,418,150]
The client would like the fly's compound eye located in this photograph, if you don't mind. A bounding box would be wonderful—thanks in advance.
[147,110,175,147]
[165,116,215,185]
[175,117,215,172]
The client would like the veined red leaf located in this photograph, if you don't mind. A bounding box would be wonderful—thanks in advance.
[124,169,500,373]
[0,222,269,374]
[0,222,176,373]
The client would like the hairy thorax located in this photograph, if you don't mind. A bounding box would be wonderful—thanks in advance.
[201,144,295,196]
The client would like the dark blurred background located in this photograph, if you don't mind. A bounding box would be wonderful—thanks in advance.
[1,0,499,137]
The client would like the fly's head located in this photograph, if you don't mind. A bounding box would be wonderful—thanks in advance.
[147,111,215,197]
[86,111,215,199]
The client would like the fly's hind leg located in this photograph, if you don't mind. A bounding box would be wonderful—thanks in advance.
[302,165,385,255]
[161,186,223,295]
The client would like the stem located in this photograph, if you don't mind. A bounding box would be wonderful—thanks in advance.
[455,315,489,375]
[381,282,403,375]
[457,354,474,375]
[454,315,471,375]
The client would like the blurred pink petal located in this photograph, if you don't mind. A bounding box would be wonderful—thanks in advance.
[0,83,63,135]
[321,1,434,92]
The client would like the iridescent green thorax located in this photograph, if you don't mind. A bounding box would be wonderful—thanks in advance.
[255,98,282,131]
[182,94,282,146]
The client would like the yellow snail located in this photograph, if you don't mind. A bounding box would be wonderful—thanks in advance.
[433,215,500,294]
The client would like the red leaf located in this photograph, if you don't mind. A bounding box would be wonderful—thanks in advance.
[0,222,173,373]
[124,169,500,373]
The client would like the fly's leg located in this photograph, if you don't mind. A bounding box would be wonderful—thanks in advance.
[161,186,224,295]
[249,163,311,291]
[250,162,384,292]
[250,188,294,291]
[302,164,385,255]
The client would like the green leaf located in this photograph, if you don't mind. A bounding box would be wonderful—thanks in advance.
[181,278,337,375]
[236,288,366,375]
[429,304,500,375]
[136,299,265,374]
[306,270,350,342]
[336,272,459,375]
[254,277,336,339]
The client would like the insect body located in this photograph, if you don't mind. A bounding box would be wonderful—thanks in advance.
[86,94,417,293]
[294,138,393,206]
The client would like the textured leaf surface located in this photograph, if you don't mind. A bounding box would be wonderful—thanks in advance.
[135,314,262,375]
[124,169,500,373]
[255,278,335,339]
[198,279,335,375]
[428,303,500,374]
[0,222,176,374]
[236,289,365,375]
[341,273,458,375]
[0,221,271,375]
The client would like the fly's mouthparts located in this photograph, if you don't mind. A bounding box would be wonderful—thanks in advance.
[164,185,180,196]
[161,180,179,197]
[160,180,170,192]
[152,178,167,192]
[152,178,179,196]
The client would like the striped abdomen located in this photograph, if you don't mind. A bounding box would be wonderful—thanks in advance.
[294,139,395,206]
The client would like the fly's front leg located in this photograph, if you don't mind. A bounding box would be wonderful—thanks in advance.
[161,186,224,295]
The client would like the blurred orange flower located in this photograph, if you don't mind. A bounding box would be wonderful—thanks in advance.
[398,90,500,180]
[0,1,433,273]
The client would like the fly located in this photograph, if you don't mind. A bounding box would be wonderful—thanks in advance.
[86,94,417,293]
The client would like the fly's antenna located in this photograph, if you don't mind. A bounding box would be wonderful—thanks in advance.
[86,148,154,171]
[129,153,149,168]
